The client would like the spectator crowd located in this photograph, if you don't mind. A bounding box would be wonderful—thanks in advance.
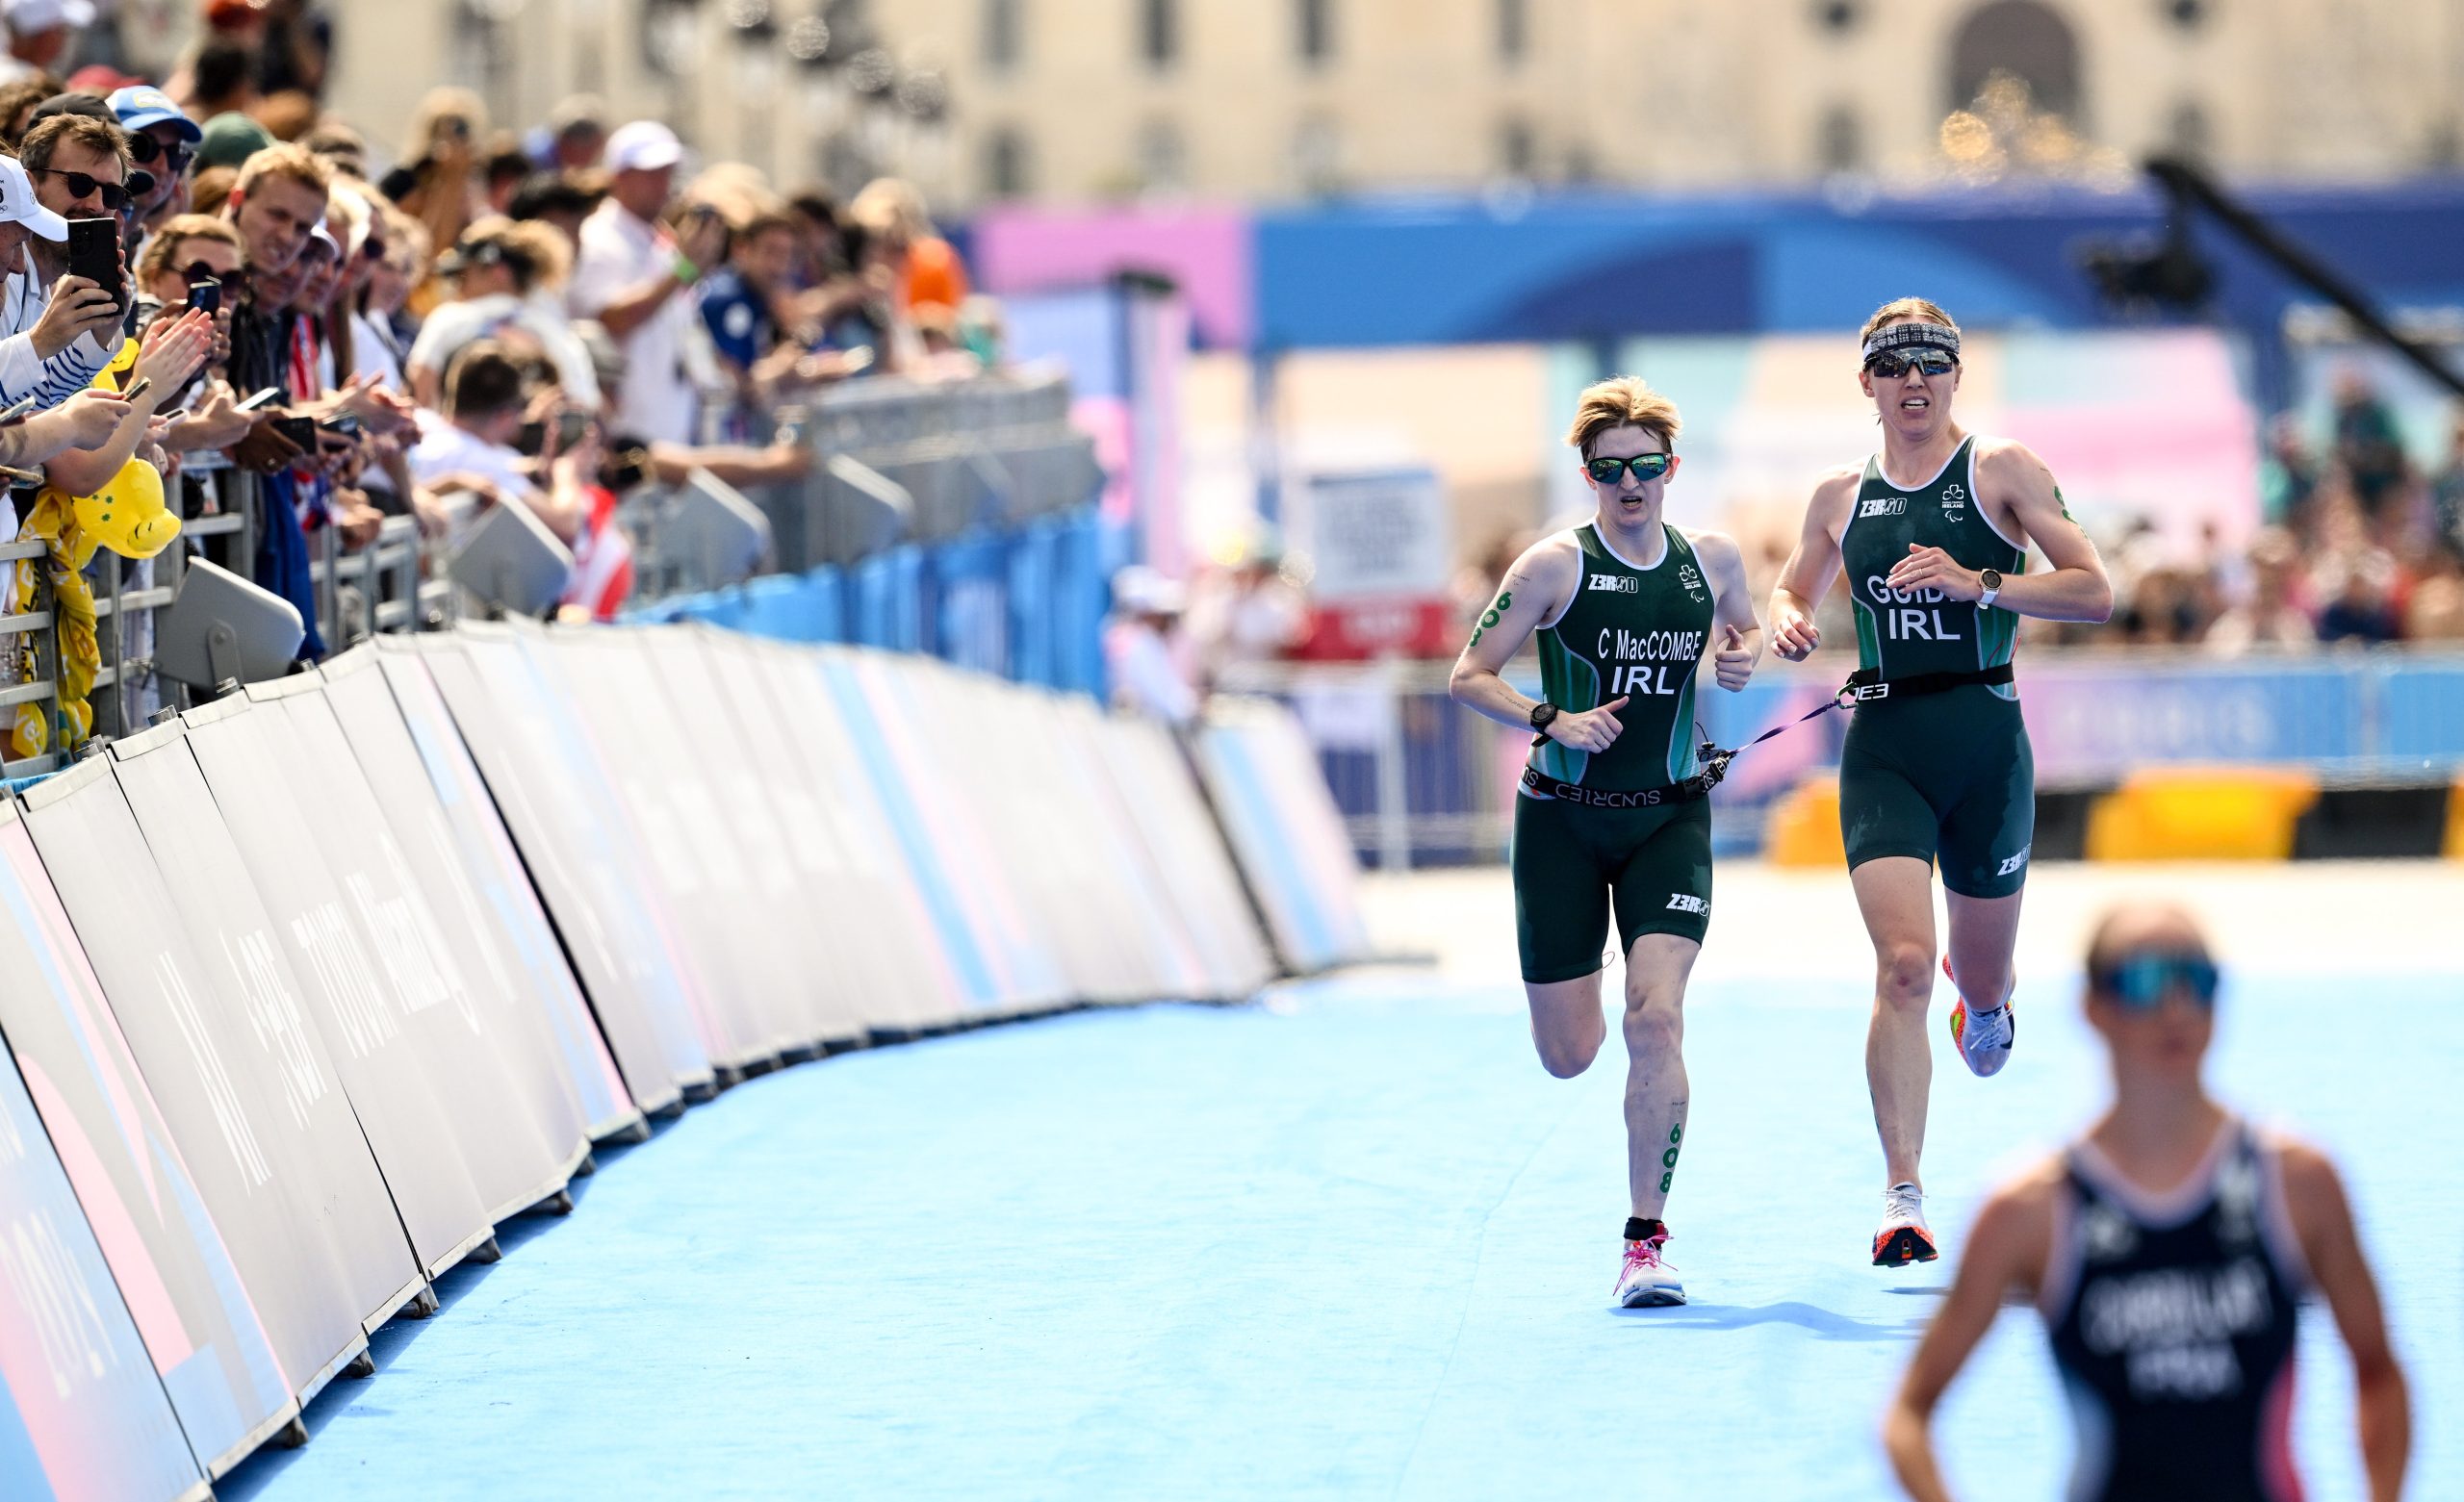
[0,0,993,757]
[2062,370,2464,654]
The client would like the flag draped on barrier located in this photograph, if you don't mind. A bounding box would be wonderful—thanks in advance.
[0,622,1337,1493]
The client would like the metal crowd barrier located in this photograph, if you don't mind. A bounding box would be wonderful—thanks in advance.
[0,465,452,778]
[1220,648,2464,869]
[665,369,1106,588]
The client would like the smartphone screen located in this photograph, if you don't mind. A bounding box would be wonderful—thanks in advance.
[555,409,592,449]
[271,415,319,451]
[64,218,124,308]
[188,280,222,315]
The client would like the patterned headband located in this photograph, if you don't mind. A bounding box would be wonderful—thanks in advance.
[1861,322,1962,364]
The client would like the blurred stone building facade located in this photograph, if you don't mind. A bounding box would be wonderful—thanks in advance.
[304,0,2461,207]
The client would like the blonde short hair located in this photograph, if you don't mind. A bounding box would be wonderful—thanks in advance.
[1564,376,1681,459]
[1859,296,1959,344]
[233,140,333,199]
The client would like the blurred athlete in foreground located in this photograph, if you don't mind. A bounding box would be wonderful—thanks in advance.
[1766,297,2114,1266]
[1449,377,1759,1307]
[1884,904,2410,1502]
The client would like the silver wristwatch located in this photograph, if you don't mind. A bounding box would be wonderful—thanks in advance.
[1977,568,2003,608]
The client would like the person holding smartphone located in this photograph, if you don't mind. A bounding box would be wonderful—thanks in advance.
[1,119,131,412]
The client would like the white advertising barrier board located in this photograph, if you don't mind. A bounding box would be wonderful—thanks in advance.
[418,633,715,1102]
[105,724,436,1346]
[1071,701,1276,1002]
[319,649,608,1162]
[241,676,578,1223]
[691,631,911,1036]
[823,648,1068,1017]
[0,802,295,1479]
[0,1028,210,1502]
[533,629,799,1065]
[955,674,1177,1006]
[743,638,971,1033]
[18,760,393,1410]
[361,642,641,1141]
[896,661,1080,1009]
[1115,715,1279,999]
[176,694,498,1281]
[635,626,868,1048]
[1191,697,1374,974]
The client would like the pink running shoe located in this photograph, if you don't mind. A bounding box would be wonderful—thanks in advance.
[1613,1231,1685,1308]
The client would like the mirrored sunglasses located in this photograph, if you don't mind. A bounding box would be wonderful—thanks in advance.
[1584,452,1674,485]
[2092,953,2220,1011]
[1865,349,1958,379]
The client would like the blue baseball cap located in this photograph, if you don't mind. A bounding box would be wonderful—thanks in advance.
[107,86,202,144]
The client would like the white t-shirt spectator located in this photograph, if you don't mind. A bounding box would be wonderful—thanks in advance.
[569,200,694,444]
[407,410,538,500]
[406,291,603,408]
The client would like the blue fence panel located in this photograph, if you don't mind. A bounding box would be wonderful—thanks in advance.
[852,546,927,653]
[2382,660,2464,766]
[931,534,1012,678]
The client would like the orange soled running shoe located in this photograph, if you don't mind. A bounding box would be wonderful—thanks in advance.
[1873,1183,1939,1268]
[1944,955,2015,1079]
[1614,1225,1685,1308]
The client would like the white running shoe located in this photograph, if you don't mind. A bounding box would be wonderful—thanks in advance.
[1613,1231,1686,1308]
[1945,955,2015,1078]
[1872,1183,1939,1268]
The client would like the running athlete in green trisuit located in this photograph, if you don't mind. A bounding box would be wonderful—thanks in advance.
[1450,377,1761,1308]
[1767,298,2114,1268]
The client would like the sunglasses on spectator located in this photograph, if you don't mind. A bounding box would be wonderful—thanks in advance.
[126,136,193,177]
[1864,349,1959,379]
[34,167,130,211]
[2092,952,2220,1011]
[1584,452,1674,484]
[183,261,247,295]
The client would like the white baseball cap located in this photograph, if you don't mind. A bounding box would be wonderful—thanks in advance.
[6,0,95,34]
[0,156,67,242]
[603,120,683,174]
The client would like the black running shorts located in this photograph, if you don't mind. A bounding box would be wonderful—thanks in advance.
[1510,792,1712,984]
[1837,686,2035,900]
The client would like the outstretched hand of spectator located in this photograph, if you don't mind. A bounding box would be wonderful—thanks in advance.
[332,371,416,436]
[233,412,307,472]
[132,309,216,401]
[170,380,256,452]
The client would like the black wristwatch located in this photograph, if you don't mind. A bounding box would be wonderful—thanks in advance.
[1528,701,1559,736]
[1978,568,2004,608]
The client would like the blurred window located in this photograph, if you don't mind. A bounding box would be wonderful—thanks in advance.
[1820,106,1862,173]
[1499,118,1535,178]
[1142,0,1177,67]
[985,0,1023,71]
[1295,115,1341,195]
[985,128,1030,197]
[1497,0,1527,64]
[1298,0,1333,65]
[1138,118,1187,192]
[1949,0,2080,121]
[2169,99,2211,159]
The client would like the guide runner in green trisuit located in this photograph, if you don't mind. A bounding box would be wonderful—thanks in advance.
[1450,377,1761,1308]
[1766,297,2114,1268]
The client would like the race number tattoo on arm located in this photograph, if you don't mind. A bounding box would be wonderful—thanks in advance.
[1469,589,1514,648]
